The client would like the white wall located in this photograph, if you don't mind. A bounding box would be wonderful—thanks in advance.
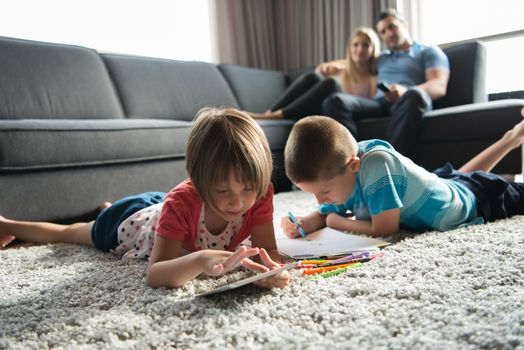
[416,0,524,93]
[0,0,214,62]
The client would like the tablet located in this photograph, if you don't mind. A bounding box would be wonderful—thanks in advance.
[195,262,298,297]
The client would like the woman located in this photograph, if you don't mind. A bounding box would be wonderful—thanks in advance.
[249,27,380,120]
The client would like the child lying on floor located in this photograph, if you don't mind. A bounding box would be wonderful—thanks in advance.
[0,108,290,289]
[282,107,524,237]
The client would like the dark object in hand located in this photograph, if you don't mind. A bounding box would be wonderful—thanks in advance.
[377,82,392,93]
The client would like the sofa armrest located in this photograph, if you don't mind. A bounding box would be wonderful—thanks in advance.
[415,99,524,173]
[420,99,524,142]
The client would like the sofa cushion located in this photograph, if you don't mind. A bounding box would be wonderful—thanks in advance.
[0,119,191,171]
[0,36,124,119]
[218,64,288,113]
[102,55,239,121]
[256,119,295,151]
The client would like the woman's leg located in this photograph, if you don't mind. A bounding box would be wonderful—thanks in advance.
[271,72,323,111]
[281,77,342,120]
[0,216,94,247]
[459,108,524,173]
[248,72,324,120]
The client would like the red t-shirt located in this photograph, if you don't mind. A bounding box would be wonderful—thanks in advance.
[156,179,274,252]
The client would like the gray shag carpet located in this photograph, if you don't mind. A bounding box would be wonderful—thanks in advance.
[1,190,523,349]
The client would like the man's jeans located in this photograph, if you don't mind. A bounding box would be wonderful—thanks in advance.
[321,87,432,156]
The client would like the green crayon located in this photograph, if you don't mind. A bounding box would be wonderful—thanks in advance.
[308,262,363,279]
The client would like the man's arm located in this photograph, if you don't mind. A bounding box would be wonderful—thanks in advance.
[417,67,449,100]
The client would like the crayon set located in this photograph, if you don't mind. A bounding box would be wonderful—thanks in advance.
[295,251,384,279]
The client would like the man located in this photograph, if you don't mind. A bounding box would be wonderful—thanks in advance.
[321,9,450,156]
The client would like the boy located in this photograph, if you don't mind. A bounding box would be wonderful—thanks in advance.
[281,110,524,237]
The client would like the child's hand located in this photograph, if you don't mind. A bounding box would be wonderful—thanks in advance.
[280,215,305,239]
[252,248,291,289]
[201,246,269,277]
[326,212,351,230]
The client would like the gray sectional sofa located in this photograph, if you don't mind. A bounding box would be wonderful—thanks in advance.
[1,36,523,223]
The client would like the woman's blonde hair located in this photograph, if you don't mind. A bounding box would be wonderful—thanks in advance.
[342,27,380,85]
[186,107,273,205]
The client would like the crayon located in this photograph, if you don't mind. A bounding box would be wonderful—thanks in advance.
[302,263,356,275]
[316,251,369,267]
[308,262,363,279]
[288,211,306,238]
[316,251,384,267]
[299,259,333,265]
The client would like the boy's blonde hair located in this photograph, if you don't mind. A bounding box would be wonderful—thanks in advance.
[284,116,358,182]
[186,107,273,205]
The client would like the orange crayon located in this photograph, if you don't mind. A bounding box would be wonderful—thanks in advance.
[302,263,356,275]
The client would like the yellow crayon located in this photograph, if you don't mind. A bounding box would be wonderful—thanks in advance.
[299,259,332,264]
[302,263,356,275]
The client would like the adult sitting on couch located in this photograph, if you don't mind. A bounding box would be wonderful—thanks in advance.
[247,27,380,121]
[322,8,450,156]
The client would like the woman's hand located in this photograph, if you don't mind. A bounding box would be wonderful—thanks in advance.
[317,61,346,77]
[200,246,269,276]
[252,248,290,289]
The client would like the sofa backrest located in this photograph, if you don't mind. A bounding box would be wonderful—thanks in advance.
[434,40,487,110]
[218,64,288,113]
[102,54,239,121]
[0,36,124,119]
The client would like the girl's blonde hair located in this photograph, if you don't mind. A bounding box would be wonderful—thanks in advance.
[342,27,380,86]
[186,107,273,206]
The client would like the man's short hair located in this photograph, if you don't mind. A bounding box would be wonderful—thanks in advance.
[284,116,358,183]
[377,8,404,23]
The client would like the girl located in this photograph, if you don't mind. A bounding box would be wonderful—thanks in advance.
[0,108,290,289]
[248,27,380,120]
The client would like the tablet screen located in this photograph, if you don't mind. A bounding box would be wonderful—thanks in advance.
[195,262,298,297]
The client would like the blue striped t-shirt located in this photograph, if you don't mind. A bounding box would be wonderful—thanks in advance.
[319,140,477,232]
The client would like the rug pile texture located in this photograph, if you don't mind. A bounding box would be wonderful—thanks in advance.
[1,190,523,349]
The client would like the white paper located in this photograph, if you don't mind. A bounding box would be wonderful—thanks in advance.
[276,227,389,259]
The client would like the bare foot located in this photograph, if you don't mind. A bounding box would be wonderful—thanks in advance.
[99,202,112,212]
[247,110,284,120]
[246,110,270,119]
[0,234,15,248]
[512,117,524,141]
[503,118,524,150]
[0,216,15,248]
